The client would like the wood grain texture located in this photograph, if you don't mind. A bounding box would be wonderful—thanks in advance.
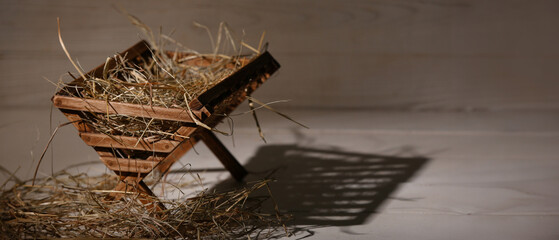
[52,95,200,123]
[100,156,162,174]
[1,0,558,111]
[79,132,180,153]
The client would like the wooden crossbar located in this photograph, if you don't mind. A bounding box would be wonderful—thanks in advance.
[53,95,207,123]
[79,132,180,153]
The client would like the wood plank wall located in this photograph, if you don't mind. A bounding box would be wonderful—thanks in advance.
[1,0,558,111]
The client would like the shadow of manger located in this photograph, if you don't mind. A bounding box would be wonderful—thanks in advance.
[209,144,429,227]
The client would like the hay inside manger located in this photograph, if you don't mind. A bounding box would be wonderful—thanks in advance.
[55,40,256,141]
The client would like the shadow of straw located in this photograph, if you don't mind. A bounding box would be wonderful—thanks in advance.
[211,144,429,229]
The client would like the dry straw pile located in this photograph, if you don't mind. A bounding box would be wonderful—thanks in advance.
[0,171,288,238]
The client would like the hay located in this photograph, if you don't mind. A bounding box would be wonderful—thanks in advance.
[60,44,246,108]
[0,171,289,239]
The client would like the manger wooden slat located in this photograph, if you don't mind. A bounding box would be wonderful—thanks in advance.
[53,95,205,123]
[198,51,280,107]
[146,156,164,162]
[100,157,161,174]
[80,132,180,153]
[96,151,114,157]
[62,112,92,132]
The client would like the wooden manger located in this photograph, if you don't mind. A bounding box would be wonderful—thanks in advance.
[52,40,280,208]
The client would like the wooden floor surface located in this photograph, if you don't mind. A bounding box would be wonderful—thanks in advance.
[1,108,558,239]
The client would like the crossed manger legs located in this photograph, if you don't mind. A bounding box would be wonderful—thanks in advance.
[103,127,248,208]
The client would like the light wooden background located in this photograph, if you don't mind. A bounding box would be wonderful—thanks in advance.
[2,1,559,239]
[1,0,558,111]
